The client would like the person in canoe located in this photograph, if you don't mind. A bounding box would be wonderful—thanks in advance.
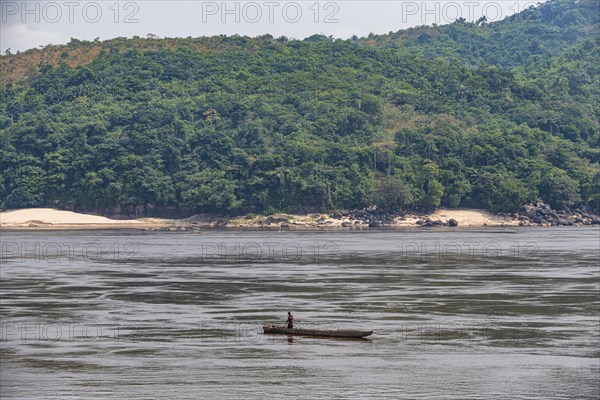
[286,312,294,329]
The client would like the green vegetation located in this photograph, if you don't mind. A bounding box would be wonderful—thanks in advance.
[1,0,598,214]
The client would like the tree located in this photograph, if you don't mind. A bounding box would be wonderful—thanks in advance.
[539,168,581,208]
[180,169,241,211]
[1,165,47,208]
[473,170,532,212]
[203,108,221,125]
[369,176,413,211]
[420,179,444,210]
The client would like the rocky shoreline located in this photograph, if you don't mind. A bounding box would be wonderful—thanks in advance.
[150,202,599,231]
[515,202,599,227]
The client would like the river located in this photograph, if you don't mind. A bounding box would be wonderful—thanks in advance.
[1,227,599,399]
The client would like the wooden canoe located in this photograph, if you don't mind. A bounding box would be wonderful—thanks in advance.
[263,325,373,338]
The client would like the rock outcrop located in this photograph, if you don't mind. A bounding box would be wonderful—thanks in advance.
[516,202,599,227]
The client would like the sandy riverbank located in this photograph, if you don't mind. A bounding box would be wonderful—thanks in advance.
[0,208,172,229]
[226,209,518,228]
[0,208,518,230]
[427,209,518,227]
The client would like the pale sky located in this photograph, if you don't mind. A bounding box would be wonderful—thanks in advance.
[0,1,543,53]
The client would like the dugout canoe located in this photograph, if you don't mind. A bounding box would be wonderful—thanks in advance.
[263,325,373,338]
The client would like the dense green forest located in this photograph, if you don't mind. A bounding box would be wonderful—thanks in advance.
[0,0,598,215]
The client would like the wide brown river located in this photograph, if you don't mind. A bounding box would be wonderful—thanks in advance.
[1,228,599,399]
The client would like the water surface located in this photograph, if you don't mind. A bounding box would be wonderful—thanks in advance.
[1,228,599,399]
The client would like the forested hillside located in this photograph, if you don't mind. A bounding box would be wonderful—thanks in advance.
[1,0,598,215]
[360,0,599,67]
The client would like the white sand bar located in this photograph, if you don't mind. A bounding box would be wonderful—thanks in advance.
[0,208,140,225]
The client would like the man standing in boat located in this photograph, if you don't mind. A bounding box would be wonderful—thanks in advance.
[286,312,294,329]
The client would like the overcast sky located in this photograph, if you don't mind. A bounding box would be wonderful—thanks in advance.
[1,1,544,53]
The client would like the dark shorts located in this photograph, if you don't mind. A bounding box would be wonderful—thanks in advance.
[287,324,293,329]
